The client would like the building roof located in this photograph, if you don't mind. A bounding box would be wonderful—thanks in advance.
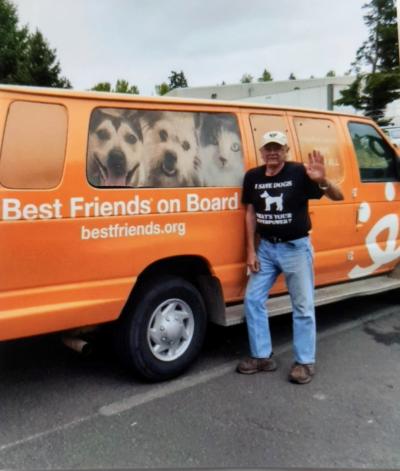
[166,76,355,101]
[0,83,363,119]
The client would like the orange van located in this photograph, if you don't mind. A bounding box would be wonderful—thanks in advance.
[1,85,400,381]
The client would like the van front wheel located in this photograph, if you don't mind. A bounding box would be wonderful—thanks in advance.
[117,276,207,381]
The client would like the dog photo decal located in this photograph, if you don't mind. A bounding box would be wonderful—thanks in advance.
[87,108,244,188]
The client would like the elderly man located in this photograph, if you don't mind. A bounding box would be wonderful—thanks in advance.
[237,131,343,384]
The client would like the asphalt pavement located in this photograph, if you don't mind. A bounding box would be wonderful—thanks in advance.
[0,290,399,469]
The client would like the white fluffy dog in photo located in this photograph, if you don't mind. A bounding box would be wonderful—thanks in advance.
[140,111,202,187]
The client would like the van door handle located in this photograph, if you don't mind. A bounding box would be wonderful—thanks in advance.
[356,204,369,230]
[356,204,369,224]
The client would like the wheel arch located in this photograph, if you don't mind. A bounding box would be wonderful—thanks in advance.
[125,255,226,326]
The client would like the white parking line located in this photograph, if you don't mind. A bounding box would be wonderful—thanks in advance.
[99,361,241,416]
[0,415,96,452]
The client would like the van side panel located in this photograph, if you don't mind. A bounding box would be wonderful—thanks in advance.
[0,94,247,340]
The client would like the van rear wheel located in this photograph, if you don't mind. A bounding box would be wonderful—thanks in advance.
[116,276,207,381]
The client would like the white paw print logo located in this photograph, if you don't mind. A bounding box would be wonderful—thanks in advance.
[349,183,400,278]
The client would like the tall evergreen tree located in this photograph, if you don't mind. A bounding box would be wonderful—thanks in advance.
[352,0,398,73]
[0,0,28,83]
[24,30,71,88]
[0,0,71,87]
[336,0,400,125]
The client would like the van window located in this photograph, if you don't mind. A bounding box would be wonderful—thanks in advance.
[348,122,398,182]
[0,101,67,189]
[249,114,293,164]
[87,108,244,188]
[293,117,344,183]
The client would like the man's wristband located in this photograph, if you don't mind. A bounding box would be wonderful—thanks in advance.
[318,181,329,191]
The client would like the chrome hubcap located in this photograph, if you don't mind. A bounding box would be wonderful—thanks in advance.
[147,298,195,361]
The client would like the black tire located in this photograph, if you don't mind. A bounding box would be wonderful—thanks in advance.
[115,276,207,381]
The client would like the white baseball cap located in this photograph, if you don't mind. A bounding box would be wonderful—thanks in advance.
[259,131,288,149]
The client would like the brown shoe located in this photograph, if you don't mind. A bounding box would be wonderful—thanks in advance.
[289,363,315,384]
[237,356,277,374]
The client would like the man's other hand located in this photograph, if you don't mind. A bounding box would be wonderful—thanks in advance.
[247,251,260,273]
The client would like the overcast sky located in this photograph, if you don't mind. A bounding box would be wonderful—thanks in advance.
[13,0,368,96]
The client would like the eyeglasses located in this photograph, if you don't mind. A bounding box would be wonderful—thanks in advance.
[263,145,285,153]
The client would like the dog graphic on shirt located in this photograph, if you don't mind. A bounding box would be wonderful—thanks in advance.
[260,190,283,211]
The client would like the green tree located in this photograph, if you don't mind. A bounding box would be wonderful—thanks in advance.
[257,69,273,82]
[352,0,398,73]
[326,70,336,77]
[0,0,28,83]
[168,70,188,90]
[336,72,400,125]
[24,30,71,87]
[114,79,139,94]
[91,82,112,92]
[0,0,71,87]
[91,80,139,94]
[240,73,253,83]
[288,72,296,80]
[335,0,400,125]
[155,82,170,95]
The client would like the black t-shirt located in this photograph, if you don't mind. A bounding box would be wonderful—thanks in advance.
[241,162,324,239]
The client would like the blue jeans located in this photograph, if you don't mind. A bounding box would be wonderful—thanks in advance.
[244,236,316,364]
